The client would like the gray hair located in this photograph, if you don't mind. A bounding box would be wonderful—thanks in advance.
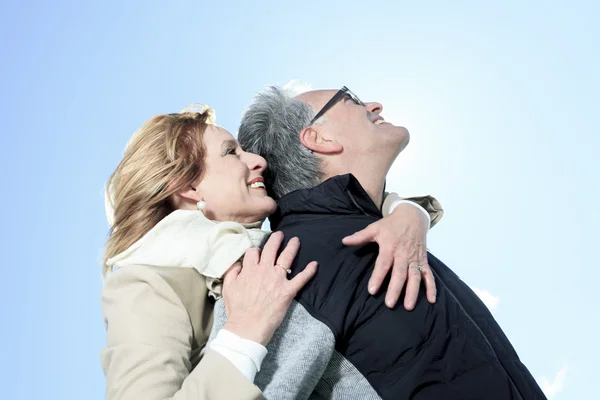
[238,86,322,200]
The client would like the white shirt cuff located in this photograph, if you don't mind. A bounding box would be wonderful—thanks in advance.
[388,199,431,230]
[208,329,268,383]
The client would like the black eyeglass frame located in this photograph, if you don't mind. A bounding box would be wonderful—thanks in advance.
[309,86,364,125]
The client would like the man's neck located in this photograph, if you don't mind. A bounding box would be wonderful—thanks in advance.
[321,167,387,209]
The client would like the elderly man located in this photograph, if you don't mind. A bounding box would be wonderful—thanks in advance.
[213,84,546,399]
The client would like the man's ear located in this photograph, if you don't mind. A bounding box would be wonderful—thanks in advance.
[299,126,343,154]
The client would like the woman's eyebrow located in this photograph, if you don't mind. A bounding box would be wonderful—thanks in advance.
[221,139,238,150]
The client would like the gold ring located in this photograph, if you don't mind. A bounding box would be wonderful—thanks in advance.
[275,264,292,274]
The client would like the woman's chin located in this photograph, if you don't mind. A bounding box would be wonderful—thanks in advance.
[256,199,277,220]
[235,201,275,225]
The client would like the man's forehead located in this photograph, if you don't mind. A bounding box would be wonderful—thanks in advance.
[297,89,337,107]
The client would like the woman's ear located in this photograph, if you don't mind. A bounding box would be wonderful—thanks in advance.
[178,186,202,203]
[173,186,203,211]
[299,126,343,154]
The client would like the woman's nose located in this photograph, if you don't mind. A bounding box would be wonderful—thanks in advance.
[242,151,267,173]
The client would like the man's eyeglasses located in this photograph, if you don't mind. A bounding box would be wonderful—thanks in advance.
[309,86,364,125]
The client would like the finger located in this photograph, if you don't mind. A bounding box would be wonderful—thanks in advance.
[287,261,318,294]
[222,262,242,293]
[243,247,261,268]
[403,262,423,311]
[421,262,437,304]
[385,257,408,308]
[342,223,377,246]
[260,231,284,267]
[275,237,300,270]
[368,248,394,295]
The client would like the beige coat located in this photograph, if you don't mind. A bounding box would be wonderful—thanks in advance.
[100,195,443,400]
[102,264,263,400]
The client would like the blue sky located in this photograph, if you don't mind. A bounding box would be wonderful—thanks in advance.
[1,1,598,398]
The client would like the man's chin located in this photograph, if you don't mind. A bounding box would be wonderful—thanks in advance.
[386,126,410,151]
[400,129,410,148]
[380,123,409,137]
[393,125,409,136]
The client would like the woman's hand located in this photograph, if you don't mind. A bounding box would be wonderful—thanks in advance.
[343,203,436,310]
[222,232,318,346]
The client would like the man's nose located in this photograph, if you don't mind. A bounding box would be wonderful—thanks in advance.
[365,102,383,114]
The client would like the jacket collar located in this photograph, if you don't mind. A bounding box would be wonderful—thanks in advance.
[270,174,383,229]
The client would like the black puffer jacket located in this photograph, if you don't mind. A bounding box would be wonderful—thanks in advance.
[269,174,546,400]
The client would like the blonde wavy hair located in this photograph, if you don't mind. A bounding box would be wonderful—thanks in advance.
[103,105,216,275]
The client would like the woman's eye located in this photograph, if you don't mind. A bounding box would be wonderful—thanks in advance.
[225,147,237,156]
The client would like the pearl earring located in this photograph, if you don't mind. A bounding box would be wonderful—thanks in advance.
[196,200,206,211]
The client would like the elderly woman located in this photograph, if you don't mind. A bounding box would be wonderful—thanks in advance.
[101,105,439,399]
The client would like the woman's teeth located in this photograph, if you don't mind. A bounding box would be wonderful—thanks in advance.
[374,120,385,125]
[249,182,265,189]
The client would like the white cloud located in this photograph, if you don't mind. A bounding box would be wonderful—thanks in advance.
[283,79,313,96]
[537,364,569,399]
[472,287,500,310]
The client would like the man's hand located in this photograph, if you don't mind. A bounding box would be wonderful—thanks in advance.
[342,203,436,310]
